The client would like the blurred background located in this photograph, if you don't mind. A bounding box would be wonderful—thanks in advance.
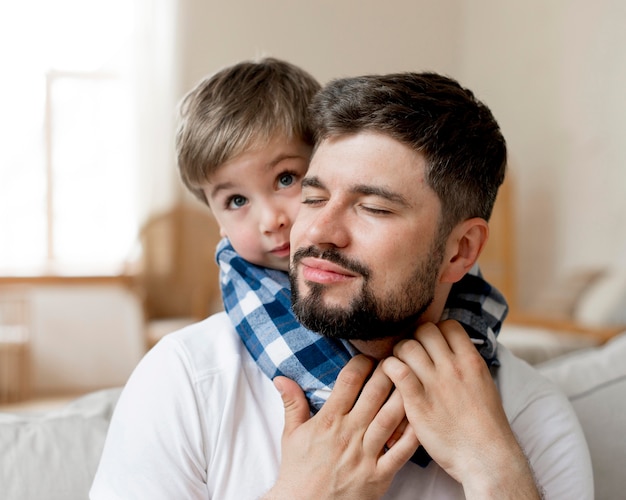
[1,0,625,403]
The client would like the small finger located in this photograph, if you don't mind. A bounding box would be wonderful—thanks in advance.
[350,361,394,424]
[380,356,424,400]
[362,388,407,456]
[377,409,420,474]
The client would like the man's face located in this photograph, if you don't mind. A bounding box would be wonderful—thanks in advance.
[289,131,447,341]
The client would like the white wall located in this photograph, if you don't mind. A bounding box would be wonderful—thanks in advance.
[174,0,626,309]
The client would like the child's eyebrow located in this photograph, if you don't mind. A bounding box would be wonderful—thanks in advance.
[209,153,309,199]
[265,153,309,170]
[302,176,410,207]
[209,181,235,199]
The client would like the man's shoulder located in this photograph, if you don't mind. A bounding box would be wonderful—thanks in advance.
[163,311,236,346]
[495,343,570,415]
[495,345,593,498]
[127,310,277,415]
[495,343,587,458]
[496,343,553,384]
[150,311,255,379]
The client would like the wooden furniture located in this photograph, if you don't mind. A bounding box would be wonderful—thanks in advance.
[137,202,223,348]
[479,176,517,310]
[0,291,32,403]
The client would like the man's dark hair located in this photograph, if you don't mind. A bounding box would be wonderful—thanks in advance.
[309,72,507,235]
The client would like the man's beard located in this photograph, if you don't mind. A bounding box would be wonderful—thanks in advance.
[289,236,446,341]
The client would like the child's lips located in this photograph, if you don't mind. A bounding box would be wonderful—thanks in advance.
[271,243,290,257]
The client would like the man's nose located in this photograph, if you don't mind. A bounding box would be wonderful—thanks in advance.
[304,203,349,248]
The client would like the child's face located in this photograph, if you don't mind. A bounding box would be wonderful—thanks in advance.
[203,134,312,271]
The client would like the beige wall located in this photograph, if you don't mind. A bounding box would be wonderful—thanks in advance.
[174,0,626,309]
[461,0,626,308]
[175,0,463,90]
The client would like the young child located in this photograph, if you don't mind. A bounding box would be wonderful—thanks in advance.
[175,58,508,416]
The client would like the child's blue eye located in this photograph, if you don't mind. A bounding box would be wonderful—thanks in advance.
[227,195,247,209]
[278,173,296,188]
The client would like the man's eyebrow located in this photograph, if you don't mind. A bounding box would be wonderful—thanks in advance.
[353,184,411,207]
[301,176,325,189]
[302,176,410,207]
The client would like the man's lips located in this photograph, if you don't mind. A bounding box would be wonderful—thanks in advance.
[300,257,358,284]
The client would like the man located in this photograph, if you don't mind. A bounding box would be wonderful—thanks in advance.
[91,72,592,499]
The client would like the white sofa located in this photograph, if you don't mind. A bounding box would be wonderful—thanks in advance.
[1,332,625,500]
[537,332,626,500]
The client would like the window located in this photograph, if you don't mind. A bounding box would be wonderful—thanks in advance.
[0,1,138,274]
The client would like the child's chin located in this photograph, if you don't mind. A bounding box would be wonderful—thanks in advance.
[268,256,290,273]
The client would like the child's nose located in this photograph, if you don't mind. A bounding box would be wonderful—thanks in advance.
[260,205,288,234]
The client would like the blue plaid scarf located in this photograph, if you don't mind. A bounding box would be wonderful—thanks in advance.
[217,238,508,465]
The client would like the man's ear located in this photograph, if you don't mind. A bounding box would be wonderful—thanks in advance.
[439,217,489,284]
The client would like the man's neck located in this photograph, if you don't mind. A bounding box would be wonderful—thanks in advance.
[349,337,402,360]
[349,286,450,360]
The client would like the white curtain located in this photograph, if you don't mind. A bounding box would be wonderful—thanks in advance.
[131,0,184,231]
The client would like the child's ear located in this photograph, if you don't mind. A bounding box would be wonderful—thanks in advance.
[439,218,489,284]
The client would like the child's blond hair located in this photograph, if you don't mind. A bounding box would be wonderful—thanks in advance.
[176,57,321,204]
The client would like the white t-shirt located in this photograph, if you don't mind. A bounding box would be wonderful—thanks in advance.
[90,312,593,499]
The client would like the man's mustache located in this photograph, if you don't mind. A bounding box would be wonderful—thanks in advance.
[291,246,371,279]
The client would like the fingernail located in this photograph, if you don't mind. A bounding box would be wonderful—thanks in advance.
[273,378,284,395]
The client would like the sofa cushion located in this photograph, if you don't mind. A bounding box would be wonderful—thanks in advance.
[0,387,121,500]
[574,267,626,326]
[537,332,626,500]
[498,323,598,365]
